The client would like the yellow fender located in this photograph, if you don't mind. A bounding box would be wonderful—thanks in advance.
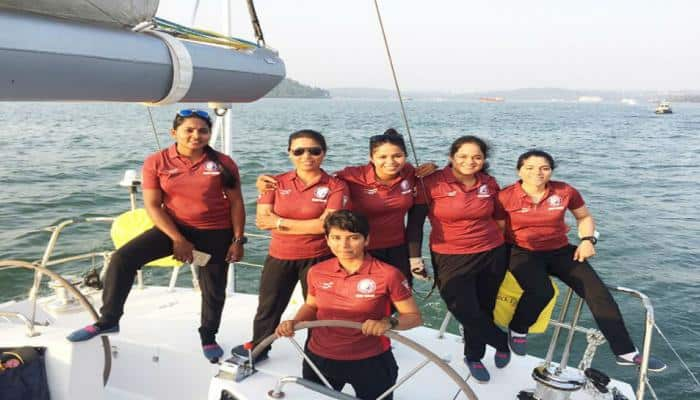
[493,271,559,334]
[110,209,182,267]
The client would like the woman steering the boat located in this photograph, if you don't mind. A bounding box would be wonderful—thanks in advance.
[67,109,246,363]
[276,210,421,400]
[406,135,510,383]
[233,129,350,362]
[496,149,666,371]
[256,128,435,284]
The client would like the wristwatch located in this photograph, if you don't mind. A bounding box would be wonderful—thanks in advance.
[580,236,598,245]
[388,316,399,329]
[232,236,248,245]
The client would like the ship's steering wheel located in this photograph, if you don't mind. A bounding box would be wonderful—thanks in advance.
[250,320,478,400]
[0,260,112,386]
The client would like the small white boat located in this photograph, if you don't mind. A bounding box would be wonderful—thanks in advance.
[621,98,638,105]
[655,101,673,114]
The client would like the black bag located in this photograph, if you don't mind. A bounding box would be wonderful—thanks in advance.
[0,347,51,400]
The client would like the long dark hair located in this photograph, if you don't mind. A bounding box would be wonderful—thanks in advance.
[172,113,238,189]
[449,135,491,174]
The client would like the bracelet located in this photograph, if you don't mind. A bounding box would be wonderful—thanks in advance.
[276,218,283,230]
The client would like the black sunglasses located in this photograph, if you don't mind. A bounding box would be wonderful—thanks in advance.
[291,147,323,156]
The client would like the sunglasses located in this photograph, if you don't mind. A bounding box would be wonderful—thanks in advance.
[291,147,324,156]
[177,109,211,122]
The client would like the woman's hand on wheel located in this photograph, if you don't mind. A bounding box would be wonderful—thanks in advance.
[362,319,391,336]
[574,241,596,262]
[275,320,297,337]
[172,238,195,263]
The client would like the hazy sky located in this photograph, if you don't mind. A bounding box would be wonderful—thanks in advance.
[157,0,699,92]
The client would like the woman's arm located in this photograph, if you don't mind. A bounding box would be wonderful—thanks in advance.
[406,204,428,258]
[225,185,246,262]
[571,205,596,262]
[256,204,335,235]
[275,295,319,337]
[361,296,422,336]
[143,188,193,263]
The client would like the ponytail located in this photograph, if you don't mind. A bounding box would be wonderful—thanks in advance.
[204,146,238,189]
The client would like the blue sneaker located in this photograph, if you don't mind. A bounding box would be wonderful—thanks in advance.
[508,331,528,356]
[465,358,490,383]
[67,324,119,342]
[615,353,667,372]
[202,343,224,363]
[494,350,511,368]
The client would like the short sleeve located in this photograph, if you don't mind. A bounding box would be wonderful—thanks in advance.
[387,269,412,302]
[141,154,159,190]
[567,185,585,210]
[490,178,505,220]
[326,179,350,210]
[307,267,318,297]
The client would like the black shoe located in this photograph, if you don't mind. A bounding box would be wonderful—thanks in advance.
[231,344,269,364]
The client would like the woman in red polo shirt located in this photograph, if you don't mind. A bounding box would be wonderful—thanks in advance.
[257,129,435,283]
[67,109,246,363]
[233,129,349,362]
[276,210,421,400]
[496,149,666,371]
[406,135,510,383]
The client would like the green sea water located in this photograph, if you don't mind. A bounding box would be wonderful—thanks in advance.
[1,99,698,397]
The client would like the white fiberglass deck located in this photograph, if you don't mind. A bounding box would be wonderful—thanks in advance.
[0,286,636,400]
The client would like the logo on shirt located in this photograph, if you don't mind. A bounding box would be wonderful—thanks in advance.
[401,279,410,290]
[279,189,292,196]
[165,168,180,176]
[356,278,377,298]
[365,188,378,195]
[320,281,334,290]
[342,195,349,207]
[477,184,491,198]
[203,161,221,175]
[400,179,412,195]
[446,191,457,197]
[548,195,564,210]
[312,186,330,202]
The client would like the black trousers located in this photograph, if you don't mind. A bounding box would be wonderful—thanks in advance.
[369,243,412,286]
[303,349,399,400]
[252,254,331,351]
[508,244,636,356]
[99,225,232,345]
[432,245,509,361]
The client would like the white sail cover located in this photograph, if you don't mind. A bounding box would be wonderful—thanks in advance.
[0,0,158,27]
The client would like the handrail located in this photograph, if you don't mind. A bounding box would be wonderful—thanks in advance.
[0,260,112,386]
[253,320,478,400]
[0,311,48,337]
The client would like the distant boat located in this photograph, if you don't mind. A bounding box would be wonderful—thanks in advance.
[578,96,603,103]
[480,96,504,103]
[655,101,673,114]
[621,98,638,105]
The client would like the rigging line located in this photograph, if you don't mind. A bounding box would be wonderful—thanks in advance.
[191,0,201,26]
[145,107,162,150]
[245,0,266,46]
[654,323,700,388]
[373,0,436,301]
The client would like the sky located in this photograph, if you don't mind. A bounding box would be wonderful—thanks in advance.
[157,0,700,92]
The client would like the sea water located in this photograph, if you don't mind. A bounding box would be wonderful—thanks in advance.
[1,99,698,397]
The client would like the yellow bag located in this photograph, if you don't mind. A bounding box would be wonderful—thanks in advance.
[110,208,182,268]
[493,271,558,334]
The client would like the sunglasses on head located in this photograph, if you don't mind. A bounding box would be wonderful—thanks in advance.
[291,147,323,156]
[177,109,211,122]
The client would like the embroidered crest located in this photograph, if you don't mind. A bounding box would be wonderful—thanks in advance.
[320,281,334,290]
[365,188,378,195]
[400,180,411,191]
[357,278,377,295]
[204,161,219,171]
[477,184,490,196]
[548,195,562,207]
[314,186,330,199]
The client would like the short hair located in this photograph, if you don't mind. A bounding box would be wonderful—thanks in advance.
[323,210,370,238]
[287,129,327,152]
[516,149,556,170]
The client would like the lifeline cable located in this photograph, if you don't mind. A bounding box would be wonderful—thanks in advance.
[654,323,700,388]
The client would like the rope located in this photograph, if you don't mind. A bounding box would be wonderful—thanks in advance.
[145,107,162,150]
[654,323,700,388]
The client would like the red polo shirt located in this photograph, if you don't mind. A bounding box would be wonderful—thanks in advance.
[141,145,240,230]
[415,168,504,254]
[497,181,585,251]
[307,255,412,360]
[336,163,416,250]
[258,170,349,260]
